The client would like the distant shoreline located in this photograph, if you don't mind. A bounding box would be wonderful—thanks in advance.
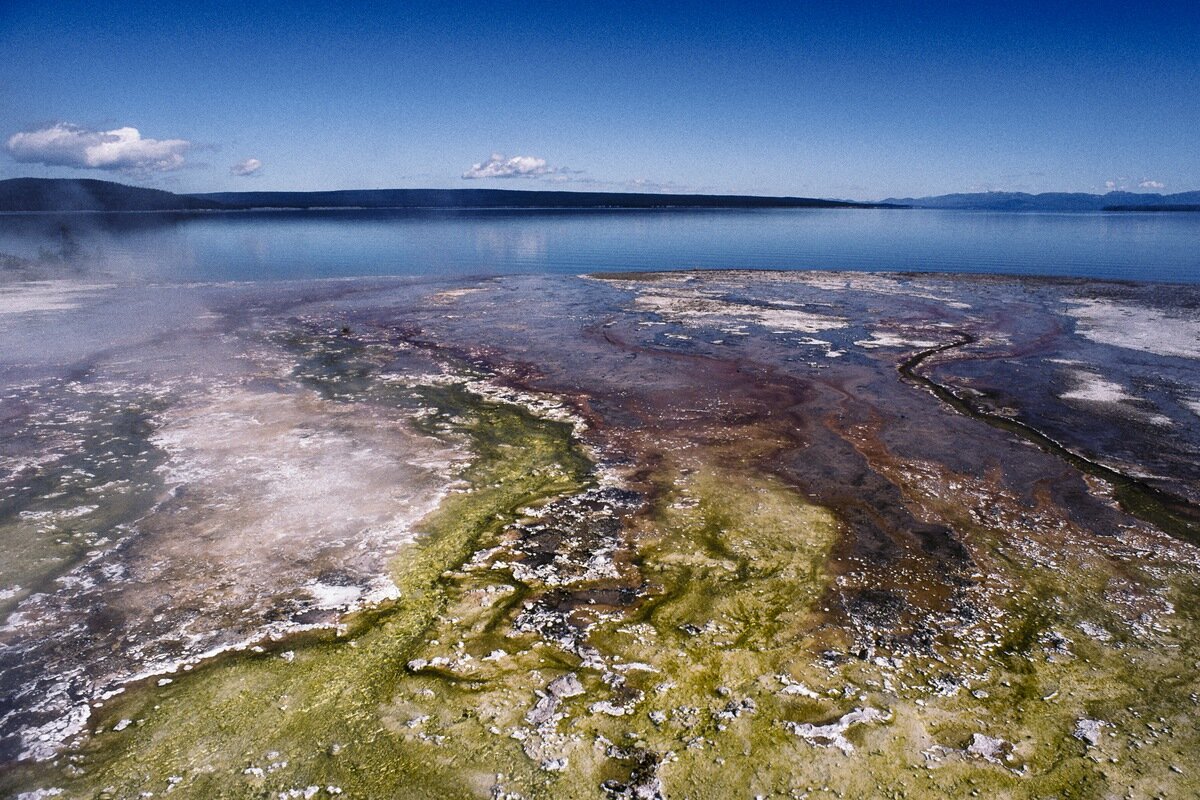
[1103,204,1200,213]
[6,205,1199,218]
[0,204,896,217]
[4,177,1199,215]
[0,177,899,214]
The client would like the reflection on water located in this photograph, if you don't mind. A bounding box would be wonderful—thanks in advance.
[473,223,548,262]
[0,207,1198,283]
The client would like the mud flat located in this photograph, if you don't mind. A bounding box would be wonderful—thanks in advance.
[3,270,1200,799]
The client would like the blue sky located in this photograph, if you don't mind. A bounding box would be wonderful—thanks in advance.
[1,1,1197,199]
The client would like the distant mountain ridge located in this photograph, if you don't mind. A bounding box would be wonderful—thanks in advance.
[885,190,1200,211]
[0,178,893,213]
[188,187,890,210]
[0,178,225,212]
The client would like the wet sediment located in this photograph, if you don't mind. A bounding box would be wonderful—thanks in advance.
[3,271,1200,798]
[899,333,1200,545]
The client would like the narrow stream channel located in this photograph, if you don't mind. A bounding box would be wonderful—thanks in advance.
[900,334,1200,546]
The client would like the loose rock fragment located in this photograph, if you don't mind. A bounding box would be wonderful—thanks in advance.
[1073,717,1106,747]
[782,707,891,754]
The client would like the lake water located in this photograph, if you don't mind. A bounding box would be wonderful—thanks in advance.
[1,207,1197,284]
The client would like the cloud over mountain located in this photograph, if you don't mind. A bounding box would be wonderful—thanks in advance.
[462,153,575,180]
[5,123,192,173]
[231,158,263,176]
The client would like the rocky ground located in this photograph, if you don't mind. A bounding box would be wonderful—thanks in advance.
[2,270,1200,799]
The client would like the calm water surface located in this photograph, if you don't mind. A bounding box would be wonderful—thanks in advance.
[1,208,1197,283]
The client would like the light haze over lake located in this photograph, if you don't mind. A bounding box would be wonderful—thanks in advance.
[2,208,1197,284]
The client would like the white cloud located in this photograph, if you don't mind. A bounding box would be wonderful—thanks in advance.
[231,157,262,176]
[1105,180,1118,190]
[460,153,700,192]
[5,123,192,173]
[462,153,575,180]
[623,178,701,193]
[1138,179,1165,190]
